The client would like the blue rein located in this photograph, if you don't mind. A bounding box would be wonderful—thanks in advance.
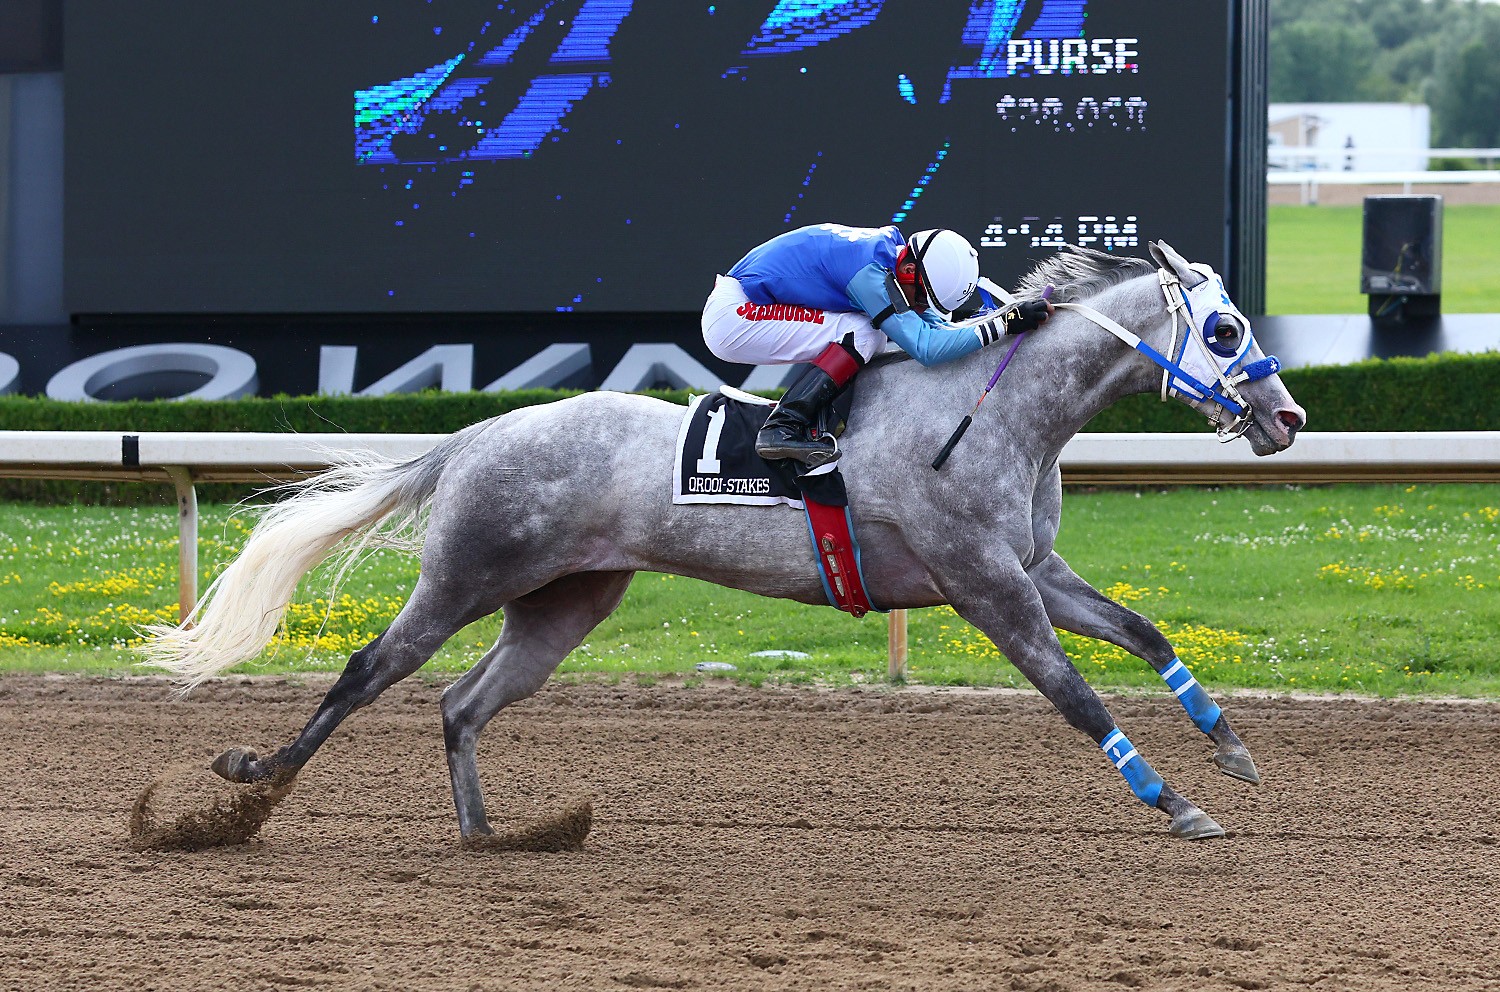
[1134,339,1282,417]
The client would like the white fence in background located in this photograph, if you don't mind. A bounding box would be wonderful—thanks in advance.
[2,430,1498,676]
[1267,148,1500,204]
[1268,147,1500,170]
[1267,169,1500,204]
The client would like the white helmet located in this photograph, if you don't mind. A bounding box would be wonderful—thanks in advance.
[906,229,979,313]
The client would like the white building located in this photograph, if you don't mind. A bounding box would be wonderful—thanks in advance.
[1268,103,1431,172]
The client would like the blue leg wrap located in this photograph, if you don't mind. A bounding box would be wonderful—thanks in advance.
[1160,657,1222,734]
[1100,729,1164,807]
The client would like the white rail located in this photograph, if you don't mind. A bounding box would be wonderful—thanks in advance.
[1060,431,1500,484]
[1267,169,1500,186]
[1267,169,1500,204]
[1268,147,1500,167]
[2,430,1497,674]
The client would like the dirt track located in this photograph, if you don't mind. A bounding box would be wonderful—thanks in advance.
[4,675,1500,992]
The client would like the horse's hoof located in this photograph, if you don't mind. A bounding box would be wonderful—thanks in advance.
[1215,748,1262,785]
[458,825,494,847]
[211,747,259,783]
[1169,808,1226,840]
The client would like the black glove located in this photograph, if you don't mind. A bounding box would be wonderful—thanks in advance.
[1002,297,1052,334]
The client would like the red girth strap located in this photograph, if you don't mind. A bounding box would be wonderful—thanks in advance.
[811,339,862,388]
[803,498,873,618]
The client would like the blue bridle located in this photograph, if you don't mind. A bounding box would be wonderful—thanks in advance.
[1042,265,1282,440]
[1158,264,1282,425]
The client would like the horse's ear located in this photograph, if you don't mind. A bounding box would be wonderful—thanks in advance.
[1148,240,1205,287]
[1149,239,1186,271]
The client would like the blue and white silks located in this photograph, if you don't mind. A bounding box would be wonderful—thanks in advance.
[727,223,906,313]
[726,222,985,367]
[844,265,982,366]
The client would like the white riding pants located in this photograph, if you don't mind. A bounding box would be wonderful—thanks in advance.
[701,275,887,365]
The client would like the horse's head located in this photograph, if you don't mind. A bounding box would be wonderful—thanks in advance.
[1141,241,1306,455]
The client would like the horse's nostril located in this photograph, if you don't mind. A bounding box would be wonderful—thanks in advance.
[1277,409,1305,436]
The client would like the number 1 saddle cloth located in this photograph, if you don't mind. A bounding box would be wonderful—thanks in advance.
[672,386,881,617]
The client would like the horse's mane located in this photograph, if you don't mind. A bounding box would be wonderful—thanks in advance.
[1015,244,1156,303]
[868,244,1158,372]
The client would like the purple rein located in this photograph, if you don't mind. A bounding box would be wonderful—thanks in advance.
[931,285,1053,472]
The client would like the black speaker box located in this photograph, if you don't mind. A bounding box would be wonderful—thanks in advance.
[1362,195,1442,320]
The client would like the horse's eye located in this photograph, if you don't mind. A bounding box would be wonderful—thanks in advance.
[1205,314,1244,357]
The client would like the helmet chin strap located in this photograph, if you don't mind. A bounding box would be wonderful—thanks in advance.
[905,232,940,311]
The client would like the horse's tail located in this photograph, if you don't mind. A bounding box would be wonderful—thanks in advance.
[139,424,485,692]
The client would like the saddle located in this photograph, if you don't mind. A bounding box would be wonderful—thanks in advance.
[673,386,879,617]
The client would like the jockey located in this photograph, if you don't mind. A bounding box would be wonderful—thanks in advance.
[702,223,1053,467]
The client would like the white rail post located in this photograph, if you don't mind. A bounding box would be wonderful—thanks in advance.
[887,609,908,680]
[161,466,198,623]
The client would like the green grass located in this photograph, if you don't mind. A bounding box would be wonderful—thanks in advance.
[1266,204,1500,314]
[4,483,1499,697]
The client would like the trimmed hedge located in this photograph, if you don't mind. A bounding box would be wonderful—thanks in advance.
[2,351,1496,503]
[0,388,606,434]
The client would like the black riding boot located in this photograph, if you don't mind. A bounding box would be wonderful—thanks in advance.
[755,363,842,467]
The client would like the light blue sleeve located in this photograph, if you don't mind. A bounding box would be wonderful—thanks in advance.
[844,263,981,367]
[880,311,982,366]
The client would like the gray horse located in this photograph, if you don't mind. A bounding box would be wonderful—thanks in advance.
[144,241,1305,842]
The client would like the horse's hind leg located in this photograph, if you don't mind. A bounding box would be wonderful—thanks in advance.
[440,570,635,839]
[949,564,1224,840]
[212,573,508,785]
[1028,551,1260,785]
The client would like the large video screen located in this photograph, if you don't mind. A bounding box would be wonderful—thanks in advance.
[65,0,1232,314]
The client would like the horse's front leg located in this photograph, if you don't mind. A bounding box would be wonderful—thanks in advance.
[1027,552,1260,785]
[947,560,1224,839]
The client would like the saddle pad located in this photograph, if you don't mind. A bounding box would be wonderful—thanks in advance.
[671,388,881,617]
[673,388,803,507]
